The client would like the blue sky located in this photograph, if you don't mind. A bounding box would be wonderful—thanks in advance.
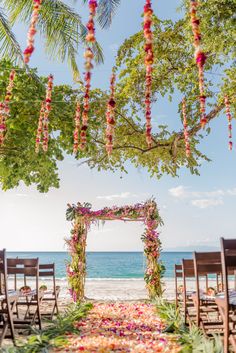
[0,0,235,252]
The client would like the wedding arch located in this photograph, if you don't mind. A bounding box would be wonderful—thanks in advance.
[66,199,163,301]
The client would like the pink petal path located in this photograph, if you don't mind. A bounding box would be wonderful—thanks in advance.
[55,302,180,352]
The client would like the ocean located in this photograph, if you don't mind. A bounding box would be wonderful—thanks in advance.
[7,251,192,279]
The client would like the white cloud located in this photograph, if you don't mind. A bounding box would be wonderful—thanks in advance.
[191,199,223,209]
[16,193,29,197]
[168,185,232,209]
[169,185,225,199]
[97,192,133,201]
[168,186,188,199]
[227,188,236,196]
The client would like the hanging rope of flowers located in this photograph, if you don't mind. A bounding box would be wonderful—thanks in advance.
[143,0,154,148]
[105,72,116,155]
[35,74,53,153]
[80,0,98,150]
[42,74,53,152]
[224,95,233,151]
[73,101,81,154]
[35,102,45,153]
[190,0,207,128]
[182,98,191,157]
[0,69,16,146]
[23,0,42,63]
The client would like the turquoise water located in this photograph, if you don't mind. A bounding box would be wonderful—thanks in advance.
[7,252,192,279]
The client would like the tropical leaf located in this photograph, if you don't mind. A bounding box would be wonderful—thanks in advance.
[82,0,121,28]
[0,6,24,66]
[2,0,104,80]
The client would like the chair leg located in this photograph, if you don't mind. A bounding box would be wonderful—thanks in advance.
[51,302,56,319]
[0,320,8,347]
[55,297,59,315]
[37,304,42,330]
[38,311,42,330]
[224,326,229,353]
[8,314,16,344]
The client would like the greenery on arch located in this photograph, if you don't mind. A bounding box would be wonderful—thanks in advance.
[66,199,164,301]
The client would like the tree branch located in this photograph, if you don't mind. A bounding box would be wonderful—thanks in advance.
[92,102,225,155]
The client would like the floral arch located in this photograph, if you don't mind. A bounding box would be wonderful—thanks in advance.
[66,199,163,301]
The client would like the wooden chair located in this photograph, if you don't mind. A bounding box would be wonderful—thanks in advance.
[39,264,60,319]
[182,258,196,324]
[174,264,183,308]
[7,258,43,330]
[215,238,236,353]
[192,251,223,334]
[0,249,18,346]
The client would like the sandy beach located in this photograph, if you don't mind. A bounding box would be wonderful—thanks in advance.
[9,277,221,302]
[9,276,226,303]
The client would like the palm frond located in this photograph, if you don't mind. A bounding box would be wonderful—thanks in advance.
[3,0,104,79]
[0,7,24,66]
[97,0,121,28]
[82,0,120,28]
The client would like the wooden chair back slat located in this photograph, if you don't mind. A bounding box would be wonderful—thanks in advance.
[7,258,38,267]
[39,263,55,278]
[7,267,38,276]
[194,252,221,262]
[175,264,182,270]
[39,264,54,270]
[175,264,182,278]
[39,271,54,277]
[182,259,195,278]
[197,264,222,275]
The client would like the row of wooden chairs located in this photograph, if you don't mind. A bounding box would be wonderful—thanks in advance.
[174,237,236,353]
[0,249,60,345]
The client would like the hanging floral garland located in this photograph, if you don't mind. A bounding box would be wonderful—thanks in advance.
[182,98,191,158]
[23,0,42,63]
[35,74,53,153]
[190,0,207,128]
[80,0,98,150]
[224,96,233,151]
[105,73,116,155]
[73,101,81,154]
[80,69,92,150]
[0,70,16,146]
[42,74,53,152]
[143,0,154,148]
[35,102,45,153]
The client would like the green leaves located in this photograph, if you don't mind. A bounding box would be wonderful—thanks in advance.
[0,7,24,66]
[155,299,223,353]
[1,302,93,353]
[2,0,104,80]
[82,0,121,29]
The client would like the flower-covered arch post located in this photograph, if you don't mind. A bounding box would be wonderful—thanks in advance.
[66,199,163,301]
